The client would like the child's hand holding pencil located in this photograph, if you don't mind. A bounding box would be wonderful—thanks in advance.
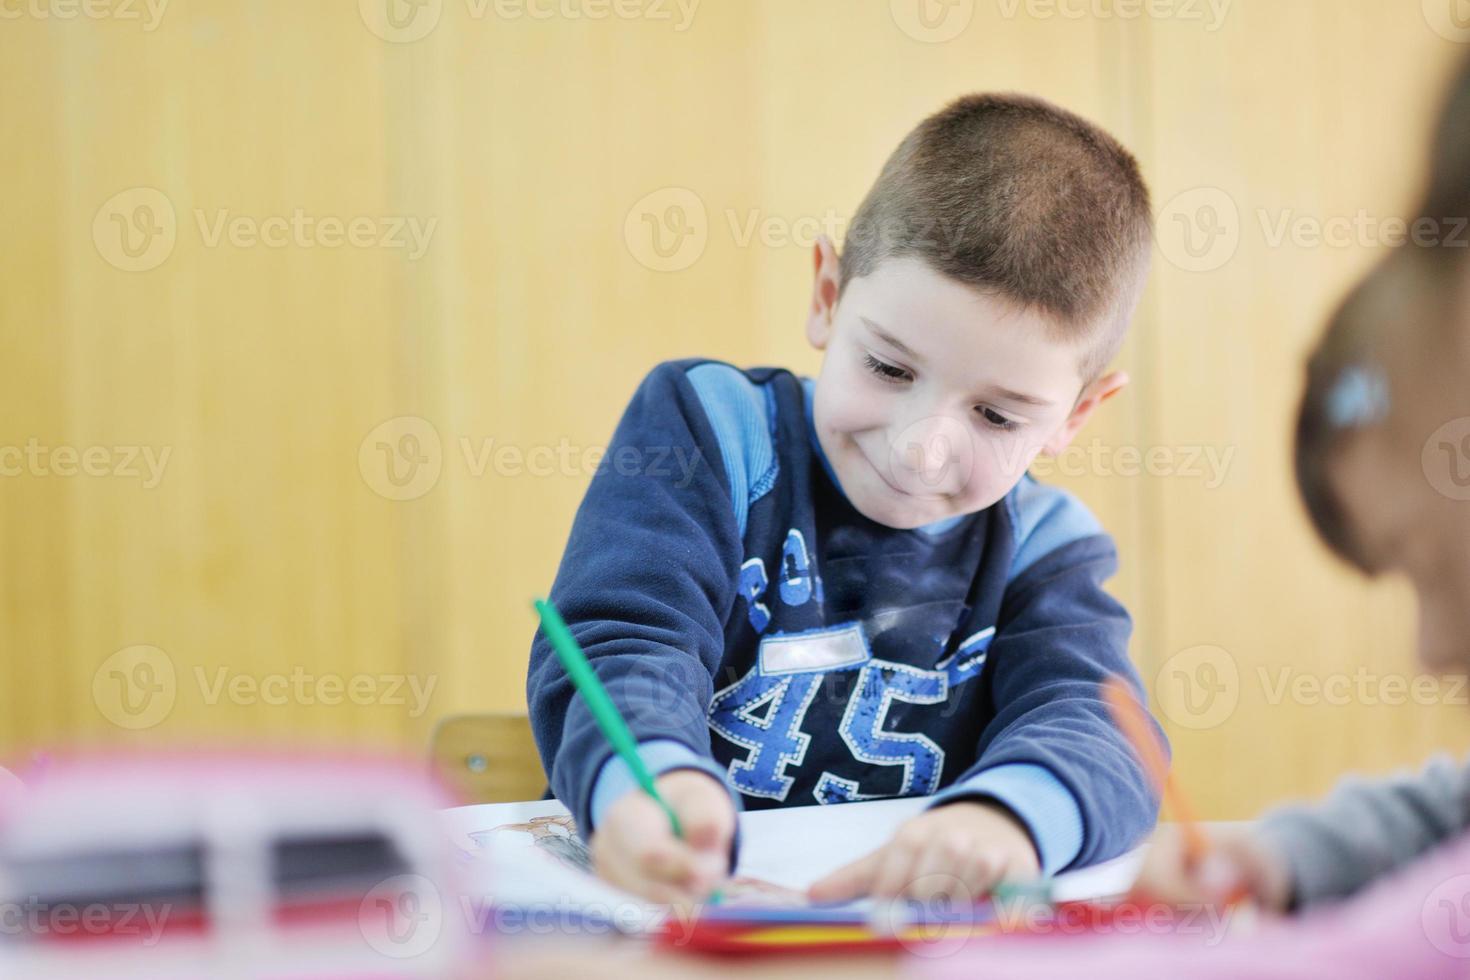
[533,597,734,906]
[593,769,735,906]
[1101,676,1292,913]
[1130,824,1292,913]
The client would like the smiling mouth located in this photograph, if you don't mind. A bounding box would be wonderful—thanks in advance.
[870,462,908,496]
[865,452,948,502]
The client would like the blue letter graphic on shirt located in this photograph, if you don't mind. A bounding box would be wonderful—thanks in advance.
[778,528,813,606]
[815,660,948,804]
[709,622,870,800]
[737,557,771,632]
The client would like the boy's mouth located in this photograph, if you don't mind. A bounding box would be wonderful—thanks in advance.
[869,460,914,498]
[862,446,950,502]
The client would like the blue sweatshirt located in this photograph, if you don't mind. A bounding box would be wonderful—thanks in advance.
[527,359,1163,874]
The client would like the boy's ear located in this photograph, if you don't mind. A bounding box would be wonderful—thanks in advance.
[806,235,842,351]
[1042,370,1129,456]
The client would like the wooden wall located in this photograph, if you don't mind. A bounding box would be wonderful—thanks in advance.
[3,0,1467,816]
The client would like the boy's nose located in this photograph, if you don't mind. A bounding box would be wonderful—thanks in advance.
[888,415,972,497]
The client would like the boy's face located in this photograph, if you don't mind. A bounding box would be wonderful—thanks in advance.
[805,246,1126,530]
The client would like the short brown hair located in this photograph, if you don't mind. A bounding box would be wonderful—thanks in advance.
[840,93,1153,380]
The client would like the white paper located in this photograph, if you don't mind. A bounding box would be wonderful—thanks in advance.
[440,794,1145,927]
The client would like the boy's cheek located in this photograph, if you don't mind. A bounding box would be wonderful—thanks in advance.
[974,433,1037,485]
[818,383,886,436]
[962,437,1039,502]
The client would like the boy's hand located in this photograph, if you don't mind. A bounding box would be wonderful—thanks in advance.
[1130,824,1292,913]
[808,801,1040,904]
[591,769,735,905]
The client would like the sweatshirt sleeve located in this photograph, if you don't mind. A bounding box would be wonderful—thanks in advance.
[1256,753,1470,909]
[525,361,746,842]
[929,483,1162,873]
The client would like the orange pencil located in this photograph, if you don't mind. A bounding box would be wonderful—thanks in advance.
[1101,676,1210,864]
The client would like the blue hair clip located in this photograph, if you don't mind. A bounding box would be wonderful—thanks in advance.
[1325,364,1390,430]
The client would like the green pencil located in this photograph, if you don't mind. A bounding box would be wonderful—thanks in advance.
[534,597,724,904]
[532,597,686,836]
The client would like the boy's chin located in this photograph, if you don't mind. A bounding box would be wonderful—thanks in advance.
[844,483,964,531]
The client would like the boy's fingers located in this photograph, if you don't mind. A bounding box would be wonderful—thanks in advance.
[1195,852,1245,900]
[641,841,700,887]
[1129,827,1190,903]
[640,879,698,907]
[1129,828,1279,910]
[808,849,883,903]
[688,849,728,894]
[600,840,699,904]
[869,844,920,900]
[593,800,698,898]
[1219,836,1291,911]
[952,850,1001,901]
[668,783,735,845]
[908,840,970,901]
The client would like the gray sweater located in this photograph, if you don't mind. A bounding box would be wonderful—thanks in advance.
[1257,753,1470,909]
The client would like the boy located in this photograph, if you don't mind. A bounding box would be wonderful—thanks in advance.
[528,93,1162,905]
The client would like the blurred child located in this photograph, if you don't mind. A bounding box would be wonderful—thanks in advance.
[527,94,1164,905]
[1134,56,1470,920]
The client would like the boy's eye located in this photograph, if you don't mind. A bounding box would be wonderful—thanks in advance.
[863,352,911,383]
[977,406,1019,431]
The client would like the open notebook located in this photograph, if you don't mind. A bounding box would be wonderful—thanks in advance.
[440,794,1145,934]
